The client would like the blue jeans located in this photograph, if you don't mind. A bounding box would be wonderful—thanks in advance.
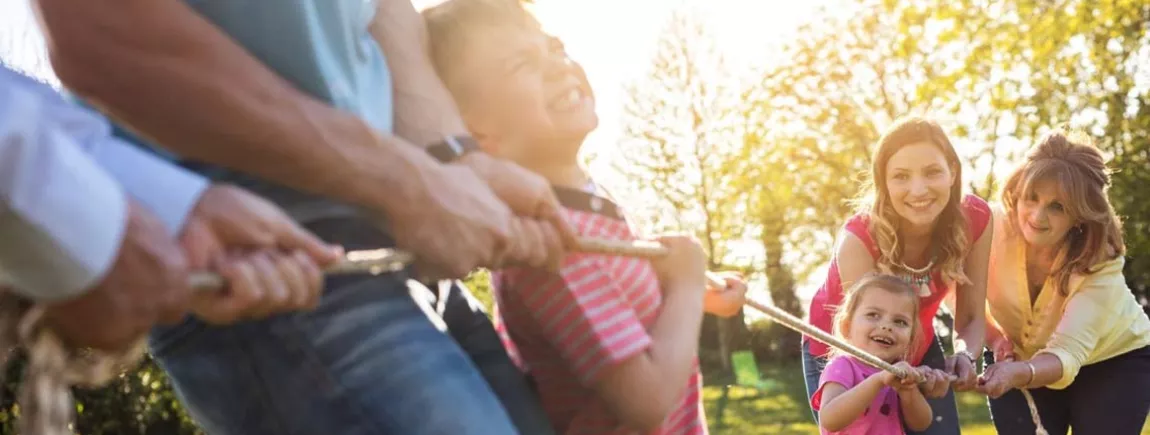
[801,337,961,434]
[148,217,544,435]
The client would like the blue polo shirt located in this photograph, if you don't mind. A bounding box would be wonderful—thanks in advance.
[113,0,395,223]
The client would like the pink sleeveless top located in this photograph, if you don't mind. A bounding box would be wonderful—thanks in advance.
[805,194,991,364]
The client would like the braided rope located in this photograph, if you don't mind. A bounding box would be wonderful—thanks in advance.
[1021,389,1048,435]
[998,354,1048,435]
[0,238,1048,434]
[741,297,921,380]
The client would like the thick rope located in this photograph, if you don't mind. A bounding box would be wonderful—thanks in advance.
[0,238,667,434]
[1,238,1047,434]
[741,297,921,380]
[998,354,1048,435]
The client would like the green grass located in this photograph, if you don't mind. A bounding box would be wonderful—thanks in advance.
[701,364,1149,434]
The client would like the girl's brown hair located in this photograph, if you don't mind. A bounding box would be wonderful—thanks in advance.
[1000,129,1125,296]
[831,273,923,362]
[854,116,971,286]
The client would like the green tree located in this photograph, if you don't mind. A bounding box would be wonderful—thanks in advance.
[924,0,1150,310]
[613,7,752,374]
[735,0,946,357]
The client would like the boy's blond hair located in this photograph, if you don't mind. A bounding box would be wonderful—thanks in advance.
[423,0,542,96]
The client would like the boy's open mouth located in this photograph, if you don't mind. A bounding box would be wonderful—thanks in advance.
[548,86,586,112]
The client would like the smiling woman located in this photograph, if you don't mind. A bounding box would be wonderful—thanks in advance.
[980,130,1150,435]
[801,115,994,435]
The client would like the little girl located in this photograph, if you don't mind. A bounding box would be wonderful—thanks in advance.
[811,274,951,434]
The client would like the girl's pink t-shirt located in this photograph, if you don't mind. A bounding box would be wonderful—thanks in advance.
[812,356,905,435]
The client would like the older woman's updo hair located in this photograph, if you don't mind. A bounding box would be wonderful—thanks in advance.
[1000,129,1126,296]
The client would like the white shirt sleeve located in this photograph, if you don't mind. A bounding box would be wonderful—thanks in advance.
[0,66,208,302]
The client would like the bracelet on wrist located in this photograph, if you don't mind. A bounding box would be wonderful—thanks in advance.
[1022,361,1036,388]
[954,350,978,366]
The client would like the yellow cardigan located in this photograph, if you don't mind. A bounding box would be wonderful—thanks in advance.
[986,205,1150,389]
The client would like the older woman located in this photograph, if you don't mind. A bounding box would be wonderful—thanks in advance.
[978,130,1150,434]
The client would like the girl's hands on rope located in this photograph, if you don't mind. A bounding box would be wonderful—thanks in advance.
[917,367,954,397]
[881,362,921,391]
[879,363,951,395]
[703,271,747,318]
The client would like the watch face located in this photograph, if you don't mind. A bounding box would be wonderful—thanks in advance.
[430,136,478,163]
[445,137,465,154]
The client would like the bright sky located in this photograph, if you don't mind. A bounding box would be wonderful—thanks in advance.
[2,0,829,172]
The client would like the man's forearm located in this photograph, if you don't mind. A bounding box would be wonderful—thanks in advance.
[36,0,425,216]
[371,0,470,146]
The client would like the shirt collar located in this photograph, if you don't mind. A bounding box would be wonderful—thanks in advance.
[553,185,624,220]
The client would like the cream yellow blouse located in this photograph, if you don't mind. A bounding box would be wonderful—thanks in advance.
[986,205,1150,389]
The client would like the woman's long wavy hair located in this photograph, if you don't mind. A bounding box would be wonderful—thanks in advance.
[853,116,971,286]
[1000,130,1125,296]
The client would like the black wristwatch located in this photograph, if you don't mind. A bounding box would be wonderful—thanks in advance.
[426,135,480,163]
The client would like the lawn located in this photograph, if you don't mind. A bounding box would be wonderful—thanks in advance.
[700,364,1149,434]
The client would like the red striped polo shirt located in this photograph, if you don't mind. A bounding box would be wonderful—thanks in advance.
[492,186,705,435]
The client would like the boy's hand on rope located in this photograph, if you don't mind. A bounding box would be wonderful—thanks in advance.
[42,200,193,352]
[649,235,707,293]
[703,272,747,318]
